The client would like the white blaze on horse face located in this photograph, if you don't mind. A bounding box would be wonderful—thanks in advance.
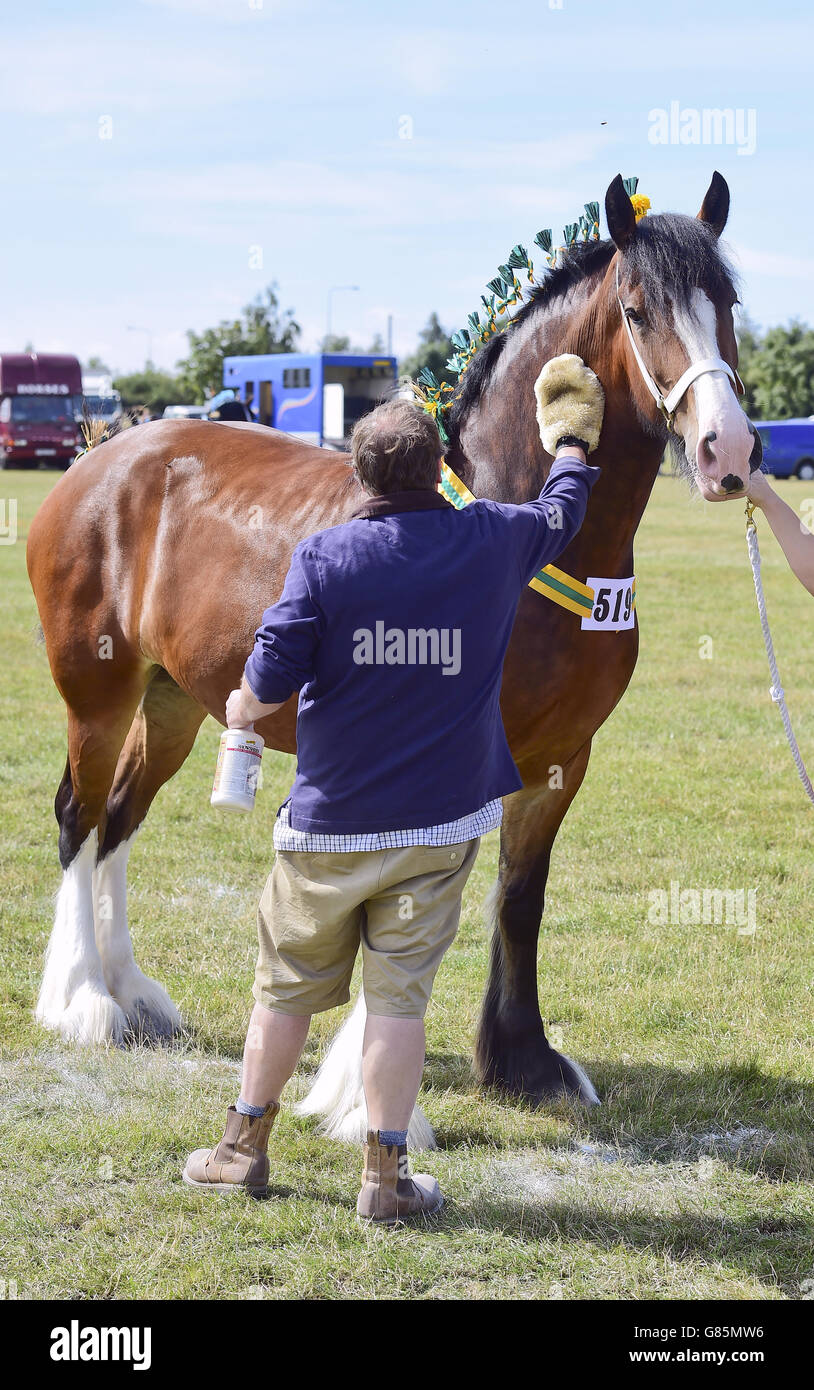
[671,289,753,501]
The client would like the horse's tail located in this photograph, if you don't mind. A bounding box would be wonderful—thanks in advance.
[294,994,437,1150]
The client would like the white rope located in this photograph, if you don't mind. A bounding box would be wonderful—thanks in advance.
[746,517,814,806]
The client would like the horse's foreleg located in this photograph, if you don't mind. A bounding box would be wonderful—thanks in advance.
[475,740,599,1106]
[95,668,205,1039]
[38,673,148,1044]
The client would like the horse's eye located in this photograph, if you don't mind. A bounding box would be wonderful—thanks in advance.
[625,307,644,327]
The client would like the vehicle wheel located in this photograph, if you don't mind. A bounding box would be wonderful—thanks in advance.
[796,459,814,481]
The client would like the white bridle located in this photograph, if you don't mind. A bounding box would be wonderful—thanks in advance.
[615,262,744,429]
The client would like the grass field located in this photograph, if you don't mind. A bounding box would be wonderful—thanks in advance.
[1,466,813,1301]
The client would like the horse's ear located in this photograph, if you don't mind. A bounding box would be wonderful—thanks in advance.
[697,171,730,237]
[605,174,637,251]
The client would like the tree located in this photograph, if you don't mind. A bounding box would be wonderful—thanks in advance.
[737,317,814,420]
[319,331,388,354]
[85,355,111,374]
[400,313,456,387]
[112,368,189,417]
[735,312,763,417]
[320,333,352,353]
[176,283,300,401]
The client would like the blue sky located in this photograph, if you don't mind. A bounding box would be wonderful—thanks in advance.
[1,0,812,375]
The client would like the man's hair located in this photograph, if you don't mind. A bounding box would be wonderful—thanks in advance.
[351,398,442,494]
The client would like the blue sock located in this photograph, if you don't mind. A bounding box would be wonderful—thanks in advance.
[235,1098,267,1118]
[378,1129,408,1147]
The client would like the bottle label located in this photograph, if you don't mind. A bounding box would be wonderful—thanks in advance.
[213,734,263,803]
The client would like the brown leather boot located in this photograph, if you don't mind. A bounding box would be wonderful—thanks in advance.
[182,1103,279,1195]
[356,1130,443,1224]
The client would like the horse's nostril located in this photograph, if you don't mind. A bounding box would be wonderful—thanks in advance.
[701,431,717,463]
[720,473,744,494]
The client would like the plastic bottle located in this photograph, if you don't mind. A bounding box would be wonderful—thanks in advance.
[211,727,265,812]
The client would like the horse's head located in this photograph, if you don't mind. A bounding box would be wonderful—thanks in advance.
[605,172,759,502]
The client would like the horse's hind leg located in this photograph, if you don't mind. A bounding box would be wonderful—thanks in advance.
[37,670,149,1044]
[475,740,600,1106]
[94,668,205,1039]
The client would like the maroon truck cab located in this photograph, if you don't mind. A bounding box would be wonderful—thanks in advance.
[0,353,83,469]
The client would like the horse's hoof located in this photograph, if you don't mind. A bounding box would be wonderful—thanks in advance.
[111,969,181,1044]
[35,980,127,1046]
[531,1049,600,1108]
[477,1034,600,1108]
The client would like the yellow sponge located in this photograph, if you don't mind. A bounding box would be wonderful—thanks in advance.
[534,353,605,455]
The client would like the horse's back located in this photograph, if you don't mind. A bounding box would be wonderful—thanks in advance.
[28,419,358,571]
[27,419,362,693]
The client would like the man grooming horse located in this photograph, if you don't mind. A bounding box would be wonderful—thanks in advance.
[182,356,606,1222]
[29,175,757,1126]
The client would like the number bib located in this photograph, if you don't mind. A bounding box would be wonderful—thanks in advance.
[581,575,636,632]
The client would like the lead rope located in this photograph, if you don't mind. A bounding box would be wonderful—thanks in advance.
[745,500,814,806]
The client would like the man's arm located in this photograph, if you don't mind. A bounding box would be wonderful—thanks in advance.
[747,468,814,597]
[225,543,325,729]
[493,445,601,584]
[493,351,604,580]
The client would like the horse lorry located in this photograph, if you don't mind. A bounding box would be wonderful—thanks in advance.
[222,352,398,448]
[80,372,123,432]
[0,353,83,469]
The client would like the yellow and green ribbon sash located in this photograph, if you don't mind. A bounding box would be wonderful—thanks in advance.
[439,461,596,617]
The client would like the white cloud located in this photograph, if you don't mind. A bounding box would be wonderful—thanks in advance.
[139,0,296,16]
[90,149,611,243]
[0,35,264,114]
[387,131,617,176]
[731,243,814,283]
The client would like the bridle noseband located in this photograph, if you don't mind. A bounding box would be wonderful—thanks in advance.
[615,262,744,430]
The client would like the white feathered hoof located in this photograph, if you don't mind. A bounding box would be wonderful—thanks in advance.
[36,979,127,1046]
[295,995,437,1151]
[112,968,182,1043]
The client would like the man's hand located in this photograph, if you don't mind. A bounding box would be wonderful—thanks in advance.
[226,675,284,729]
[534,354,605,457]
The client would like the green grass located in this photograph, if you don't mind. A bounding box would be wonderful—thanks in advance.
[1,467,813,1300]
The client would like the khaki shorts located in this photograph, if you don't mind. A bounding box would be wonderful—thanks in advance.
[253,839,480,1019]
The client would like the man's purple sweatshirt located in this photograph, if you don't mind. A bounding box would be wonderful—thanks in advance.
[244,455,600,833]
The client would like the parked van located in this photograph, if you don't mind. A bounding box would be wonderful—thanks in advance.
[0,353,82,469]
[81,373,123,430]
[754,419,814,480]
[162,404,208,420]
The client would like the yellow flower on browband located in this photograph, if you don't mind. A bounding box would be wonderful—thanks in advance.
[631,193,651,222]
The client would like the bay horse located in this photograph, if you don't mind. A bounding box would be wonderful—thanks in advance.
[27,175,758,1123]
